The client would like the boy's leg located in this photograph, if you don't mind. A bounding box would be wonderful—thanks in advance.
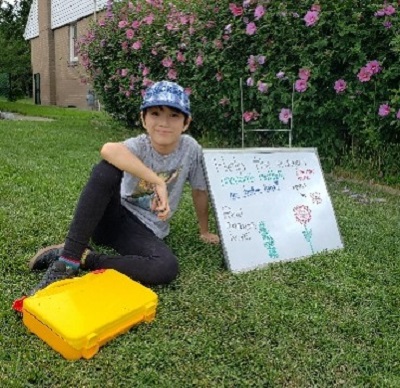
[86,212,179,285]
[28,160,124,293]
[61,160,124,261]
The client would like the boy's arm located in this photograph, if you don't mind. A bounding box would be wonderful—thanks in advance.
[191,189,220,244]
[101,142,169,220]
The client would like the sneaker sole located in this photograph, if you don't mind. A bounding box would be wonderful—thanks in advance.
[28,243,64,271]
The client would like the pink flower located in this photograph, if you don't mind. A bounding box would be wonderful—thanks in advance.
[246,22,257,35]
[143,13,155,25]
[142,67,150,76]
[142,78,154,87]
[162,57,173,68]
[184,88,192,96]
[257,81,268,93]
[304,10,319,26]
[243,110,260,122]
[243,111,253,122]
[247,55,257,72]
[120,68,129,77]
[118,20,129,29]
[216,72,223,82]
[365,60,381,74]
[357,67,372,82]
[276,71,285,79]
[254,5,265,20]
[99,19,106,27]
[180,15,189,24]
[229,3,243,16]
[131,41,142,50]
[176,51,186,63]
[384,5,396,15]
[167,69,177,80]
[126,29,135,39]
[299,68,311,80]
[375,9,385,17]
[334,79,347,93]
[378,104,391,117]
[131,20,141,29]
[396,110,400,119]
[195,55,203,67]
[295,79,308,93]
[246,77,254,87]
[279,108,292,124]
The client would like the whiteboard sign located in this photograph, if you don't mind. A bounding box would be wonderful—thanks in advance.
[203,148,344,273]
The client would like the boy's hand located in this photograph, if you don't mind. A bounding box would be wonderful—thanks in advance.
[152,182,170,221]
[200,232,220,244]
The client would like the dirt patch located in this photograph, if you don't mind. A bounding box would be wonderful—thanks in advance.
[328,172,400,196]
[11,113,54,122]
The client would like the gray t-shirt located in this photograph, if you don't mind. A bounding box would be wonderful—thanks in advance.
[121,134,207,238]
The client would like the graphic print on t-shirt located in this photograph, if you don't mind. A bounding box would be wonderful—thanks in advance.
[125,168,182,210]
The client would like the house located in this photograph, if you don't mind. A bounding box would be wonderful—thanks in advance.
[24,0,108,109]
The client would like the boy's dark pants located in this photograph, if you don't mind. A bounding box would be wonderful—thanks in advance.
[61,160,179,285]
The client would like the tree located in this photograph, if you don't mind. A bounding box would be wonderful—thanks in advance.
[0,0,32,100]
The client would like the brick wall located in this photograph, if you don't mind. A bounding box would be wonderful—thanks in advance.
[31,3,101,109]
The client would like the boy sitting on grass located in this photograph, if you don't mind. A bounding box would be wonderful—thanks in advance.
[28,81,219,294]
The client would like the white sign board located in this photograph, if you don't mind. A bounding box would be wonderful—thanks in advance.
[203,148,344,273]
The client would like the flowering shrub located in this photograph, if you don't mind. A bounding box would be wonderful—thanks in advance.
[79,0,399,174]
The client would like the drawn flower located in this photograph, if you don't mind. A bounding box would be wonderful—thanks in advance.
[293,205,312,225]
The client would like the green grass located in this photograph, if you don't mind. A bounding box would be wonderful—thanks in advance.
[1,102,400,387]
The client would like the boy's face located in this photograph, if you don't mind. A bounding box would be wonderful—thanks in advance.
[141,106,191,155]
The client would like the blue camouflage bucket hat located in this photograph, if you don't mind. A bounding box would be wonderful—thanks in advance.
[140,81,191,116]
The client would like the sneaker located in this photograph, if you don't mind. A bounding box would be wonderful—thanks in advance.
[28,243,64,271]
[28,243,93,271]
[28,260,78,295]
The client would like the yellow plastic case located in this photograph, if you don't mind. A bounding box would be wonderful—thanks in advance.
[22,269,158,360]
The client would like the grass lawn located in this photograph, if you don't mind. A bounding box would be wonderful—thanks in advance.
[0,101,400,387]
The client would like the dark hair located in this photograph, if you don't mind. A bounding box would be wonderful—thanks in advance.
[142,105,190,125]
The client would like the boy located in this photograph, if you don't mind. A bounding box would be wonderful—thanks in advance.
[28,81,219,294]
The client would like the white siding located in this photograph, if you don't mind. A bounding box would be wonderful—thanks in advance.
[51,0,109,29]
[23,0,38,40]
[24,0,109,40]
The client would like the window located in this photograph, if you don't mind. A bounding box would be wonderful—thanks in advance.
[69,23,78,63]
